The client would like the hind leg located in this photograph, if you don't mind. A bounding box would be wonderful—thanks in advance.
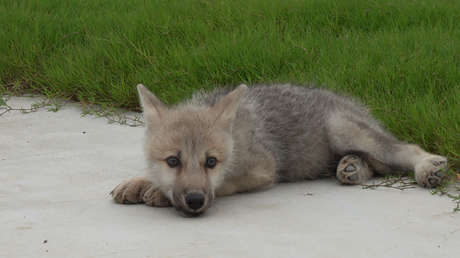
[336,154,373,185]
[327,112,447,188]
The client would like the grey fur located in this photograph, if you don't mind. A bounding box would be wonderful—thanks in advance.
[111,83,448,216]
[191,84,401,180]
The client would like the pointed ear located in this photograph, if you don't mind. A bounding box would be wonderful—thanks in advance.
[213,84,248,129]
[137,84,166,125]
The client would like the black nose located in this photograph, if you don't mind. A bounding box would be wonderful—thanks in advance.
[185,193,205,211]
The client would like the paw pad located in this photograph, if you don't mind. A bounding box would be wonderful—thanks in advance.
[336,155,372,185]
[347,173,359,181]
[415,155,448,188]
[344,164,356,172]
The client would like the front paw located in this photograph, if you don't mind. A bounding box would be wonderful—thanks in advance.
[142,186,171,207]
[110,177,171,207]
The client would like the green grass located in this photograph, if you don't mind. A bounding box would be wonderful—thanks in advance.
[0,0,459,169]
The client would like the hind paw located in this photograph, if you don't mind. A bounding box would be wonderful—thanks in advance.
[336,155,372,185]
[415,155,447,188]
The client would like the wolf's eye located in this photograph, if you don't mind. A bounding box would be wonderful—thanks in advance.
[205,157,217,169]
[166,156,180,168]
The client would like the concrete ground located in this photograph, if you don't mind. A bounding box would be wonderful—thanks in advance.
[1,97,459,258]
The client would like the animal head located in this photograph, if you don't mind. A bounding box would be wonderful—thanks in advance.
[137,84,247,216]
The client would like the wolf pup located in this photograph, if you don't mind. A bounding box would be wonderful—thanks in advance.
[111,84,448,217]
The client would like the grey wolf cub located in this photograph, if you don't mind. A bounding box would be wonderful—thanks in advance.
[111,84,447,217]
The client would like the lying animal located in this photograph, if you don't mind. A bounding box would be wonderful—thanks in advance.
[111,84,447,217]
